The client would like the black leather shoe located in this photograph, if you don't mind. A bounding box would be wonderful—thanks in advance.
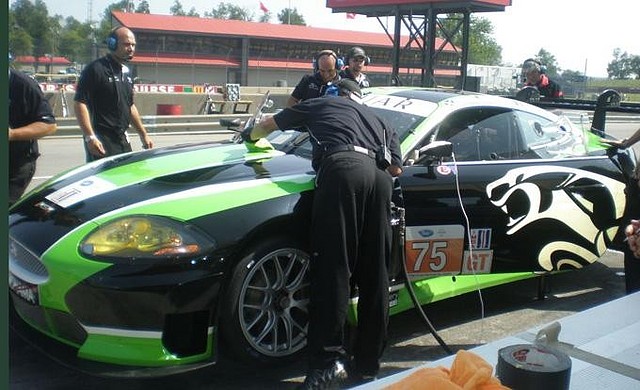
[297,361,348,390]
[343,359,378,387]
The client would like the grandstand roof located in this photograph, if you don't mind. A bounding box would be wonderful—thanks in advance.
[112,11,455,51]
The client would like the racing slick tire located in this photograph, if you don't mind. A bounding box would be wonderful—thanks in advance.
[220,237,311,365]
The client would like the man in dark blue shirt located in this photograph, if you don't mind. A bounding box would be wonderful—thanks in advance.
[246,79,402,389]
[9,68,57,206]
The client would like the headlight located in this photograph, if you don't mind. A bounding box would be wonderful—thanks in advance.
[79,216,215,259]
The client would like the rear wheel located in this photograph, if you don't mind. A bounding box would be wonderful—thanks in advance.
[221,237,311,365]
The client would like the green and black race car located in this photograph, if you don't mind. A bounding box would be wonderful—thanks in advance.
[8,87,638,376]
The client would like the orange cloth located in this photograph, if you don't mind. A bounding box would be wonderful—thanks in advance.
[385,350,509,390]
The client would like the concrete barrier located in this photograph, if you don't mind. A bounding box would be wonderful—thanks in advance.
[45,88,292,119]
[53,113,253,137]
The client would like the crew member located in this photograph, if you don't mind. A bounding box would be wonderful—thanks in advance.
[245,79,402,389]
[340,46,370,88]
[286,49,342,107]
[9,67,57,206]
[521,58,563,98]
[74,26,153,162]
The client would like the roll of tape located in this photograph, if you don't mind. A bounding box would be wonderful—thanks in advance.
[496,344,571,390]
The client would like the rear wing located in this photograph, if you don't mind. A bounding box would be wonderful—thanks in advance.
[507,88,640,136]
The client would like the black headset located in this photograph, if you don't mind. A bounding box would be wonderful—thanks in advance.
[523,58,546,74]
[105,26,123,51]
[312,50,344,73]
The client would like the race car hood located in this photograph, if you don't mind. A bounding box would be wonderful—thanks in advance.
[9,142,315,256]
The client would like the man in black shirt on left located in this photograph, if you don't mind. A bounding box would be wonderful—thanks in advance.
[9,67,57,206]
[75,26,153,162]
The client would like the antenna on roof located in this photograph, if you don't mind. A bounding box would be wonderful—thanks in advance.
[87,0,92,23]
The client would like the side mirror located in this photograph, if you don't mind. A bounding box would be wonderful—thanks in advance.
[415,141,453,164]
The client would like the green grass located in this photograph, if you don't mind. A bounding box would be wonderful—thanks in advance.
[586,78,640,102]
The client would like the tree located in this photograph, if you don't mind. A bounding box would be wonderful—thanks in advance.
[437,14,501,66]
[278,8,306,25]
[57,16,95,64]
[607,48,640,80]
[466,17,501,66]
[259,12,271,23]
[205,2,253,21]
[561,69,586,83]
[533,48,560,78]
[135,0,150,14]
[170,0,185,15]
[9,8,34,55]
[10,0,57,60]
[170,1,200,17]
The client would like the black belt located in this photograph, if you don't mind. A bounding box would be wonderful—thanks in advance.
[323,144,376,159]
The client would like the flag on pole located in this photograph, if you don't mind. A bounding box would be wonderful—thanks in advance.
[260,2,269,13]
[346,13,356,19]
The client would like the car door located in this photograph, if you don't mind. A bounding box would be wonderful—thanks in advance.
[398,106,629,276]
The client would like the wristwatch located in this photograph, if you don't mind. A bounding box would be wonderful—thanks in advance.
[84,135,98,143]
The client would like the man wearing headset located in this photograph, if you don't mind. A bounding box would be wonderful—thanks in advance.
[286,49,342,107]
[521,58,563,98]
[340,46,371,88]
[74,26,153,162]
[244,79,402,389]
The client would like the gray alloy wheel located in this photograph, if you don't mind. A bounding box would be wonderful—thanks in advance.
[223,239,311,363]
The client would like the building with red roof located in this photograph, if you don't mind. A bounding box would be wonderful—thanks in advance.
[14,55,74,75]
[110,11,460,88]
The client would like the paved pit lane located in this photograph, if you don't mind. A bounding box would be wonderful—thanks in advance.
[10,251,627,389]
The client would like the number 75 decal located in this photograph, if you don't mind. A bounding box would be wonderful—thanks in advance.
[405,225,465,275]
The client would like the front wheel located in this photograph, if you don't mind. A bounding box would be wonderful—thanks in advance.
[220,237,311,365]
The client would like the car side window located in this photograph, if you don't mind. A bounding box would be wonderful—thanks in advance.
[473,112,522,160]
[517,111,557,149]
[435,108,525,162]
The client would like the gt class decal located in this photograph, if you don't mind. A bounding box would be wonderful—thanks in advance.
[405,225,465,275]
[486,166,627,271]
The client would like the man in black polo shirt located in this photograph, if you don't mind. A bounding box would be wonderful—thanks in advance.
[245,79,402,389]
[286,49,342,107]
[9,67,57,206]
[75,26,153,162]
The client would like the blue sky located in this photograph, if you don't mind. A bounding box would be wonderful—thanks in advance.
[35,0,637,77]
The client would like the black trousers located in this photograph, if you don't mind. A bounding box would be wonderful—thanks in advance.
[85,130,132,162]
[307,151,392,375]
[624,179,640,294]
[9,159,37,206]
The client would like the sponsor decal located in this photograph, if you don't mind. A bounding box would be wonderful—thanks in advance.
[39,83,76,92]
[134,84,179,93]
[46,176,117,208]
[389,291,398,307]
[461,250,493,274]
[405,225,465,275]
[436,165,454,176]
[470,228,492,250]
